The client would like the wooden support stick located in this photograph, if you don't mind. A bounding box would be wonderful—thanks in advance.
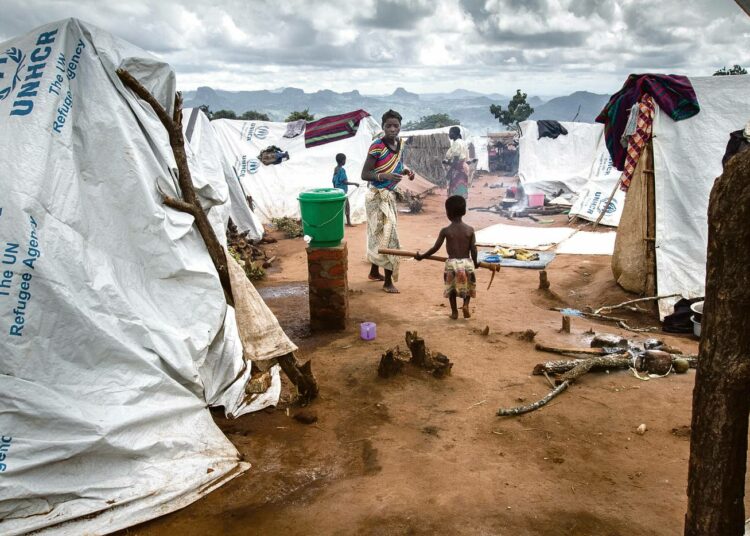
[561,315,571,333]
[378,248,499,272]
[379,248,500,290]
[539,270,550,290]
[117,69,231,300]
[535,343,607,356]
[593,293,681,315]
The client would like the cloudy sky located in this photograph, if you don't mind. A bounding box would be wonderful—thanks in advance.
[2,0,749,96]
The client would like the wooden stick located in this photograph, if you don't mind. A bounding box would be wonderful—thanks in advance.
[379,248,500,290]
[498,353,620,416]
[535,343,607,356]
[117,69,232,300]
[593,293,681,315]
[378,248,499,272]
[497,382,569,416]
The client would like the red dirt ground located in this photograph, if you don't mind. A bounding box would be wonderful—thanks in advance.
[121,175,749,536]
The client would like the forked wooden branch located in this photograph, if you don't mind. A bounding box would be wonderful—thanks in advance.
[498,355,630,416]
[116,68,231,300]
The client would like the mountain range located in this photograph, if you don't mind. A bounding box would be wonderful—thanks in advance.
[183,87,611,134]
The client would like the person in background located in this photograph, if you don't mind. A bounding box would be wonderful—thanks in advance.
[415,195,478,319]
[443,126,470,199]
[332,153,358,226]
[360,109,415,294]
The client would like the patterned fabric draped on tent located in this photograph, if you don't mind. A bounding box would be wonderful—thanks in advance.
[596,74,700,170]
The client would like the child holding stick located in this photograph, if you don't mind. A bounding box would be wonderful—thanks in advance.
[415,195,478,319]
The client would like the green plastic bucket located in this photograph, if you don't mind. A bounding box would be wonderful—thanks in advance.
[298,188,346,247]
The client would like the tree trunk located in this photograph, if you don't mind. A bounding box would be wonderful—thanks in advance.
[684,149,750,536]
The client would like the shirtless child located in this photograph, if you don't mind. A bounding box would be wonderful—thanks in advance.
[415,195,478,319]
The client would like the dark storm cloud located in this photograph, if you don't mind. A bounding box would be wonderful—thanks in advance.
[482,29,588,48]
[357,0,433,30]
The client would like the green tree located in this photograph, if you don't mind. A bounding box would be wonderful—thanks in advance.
[402,113,460,130]
[240,110,270,121]
[212,109,238,120]
[285,109,315,122]
[713,64,747,76]
[490,90,534,132]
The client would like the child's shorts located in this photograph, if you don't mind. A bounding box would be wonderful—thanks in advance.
[444,258,476,299]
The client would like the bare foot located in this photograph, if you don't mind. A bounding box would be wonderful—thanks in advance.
[450,310,459,320]
[368,274,385,281]
[383,284,400,294]
[462,304,471,318]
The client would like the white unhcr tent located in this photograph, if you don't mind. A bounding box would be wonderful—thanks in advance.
[211,114,380,225]
[611,75,750,318]
[517,120,624,226]
[183,108,264,240]
[0,18,293,535]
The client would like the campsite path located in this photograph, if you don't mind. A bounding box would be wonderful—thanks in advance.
[122,175,748,536]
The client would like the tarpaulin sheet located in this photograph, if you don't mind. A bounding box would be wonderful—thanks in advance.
[651,75,750,318]
[0,18,286,535]
[211,115,380,224]
[555,231,617,255]
[519,121,624,227]
[183,108,264,240]
[475,223,575,250]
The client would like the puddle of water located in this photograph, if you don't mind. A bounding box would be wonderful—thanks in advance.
[258,283,308,300]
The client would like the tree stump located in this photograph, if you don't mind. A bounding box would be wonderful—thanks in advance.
[684,150,750,536]
[539,270,550,290]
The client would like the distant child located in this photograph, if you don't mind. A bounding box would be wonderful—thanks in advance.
[415,195,478,319]
[332,153,359,226]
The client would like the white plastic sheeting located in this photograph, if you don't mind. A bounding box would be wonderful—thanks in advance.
[183,108,264,240]
[0,19,285,535]
[568,134,626,227]
[211,115,380,224]
[475,223,576,250]
[518,121,624,226]
[652,75,750,318]
[555,231,617,255]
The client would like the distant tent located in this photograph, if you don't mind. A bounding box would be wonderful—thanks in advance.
[182,107,264,240]
[1,18,292,534]
[211,112,380,225]
[517,120,624,227]
[609,75,750,317]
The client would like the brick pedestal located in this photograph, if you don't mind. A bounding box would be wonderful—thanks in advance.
[307,242,348,331]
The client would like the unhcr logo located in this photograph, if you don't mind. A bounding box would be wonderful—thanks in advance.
[0,47,26,101]
[243,122,270,141]
[599,198,617,214]
[236,155,261,177]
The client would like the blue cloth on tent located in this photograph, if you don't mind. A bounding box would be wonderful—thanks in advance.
[478,250,555,269]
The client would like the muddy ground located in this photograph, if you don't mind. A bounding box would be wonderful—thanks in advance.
[123,174,749,536]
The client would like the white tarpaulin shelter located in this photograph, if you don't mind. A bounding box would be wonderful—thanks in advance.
[183,108,264,240]
[0,18,293,535]
[518,120,624,226]
[475,223,576,250]
[648,76,750,317]
[211,115,380,225]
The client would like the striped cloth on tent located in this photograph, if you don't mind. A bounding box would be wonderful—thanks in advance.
[621,94,655,192]
[304,109,371,148]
